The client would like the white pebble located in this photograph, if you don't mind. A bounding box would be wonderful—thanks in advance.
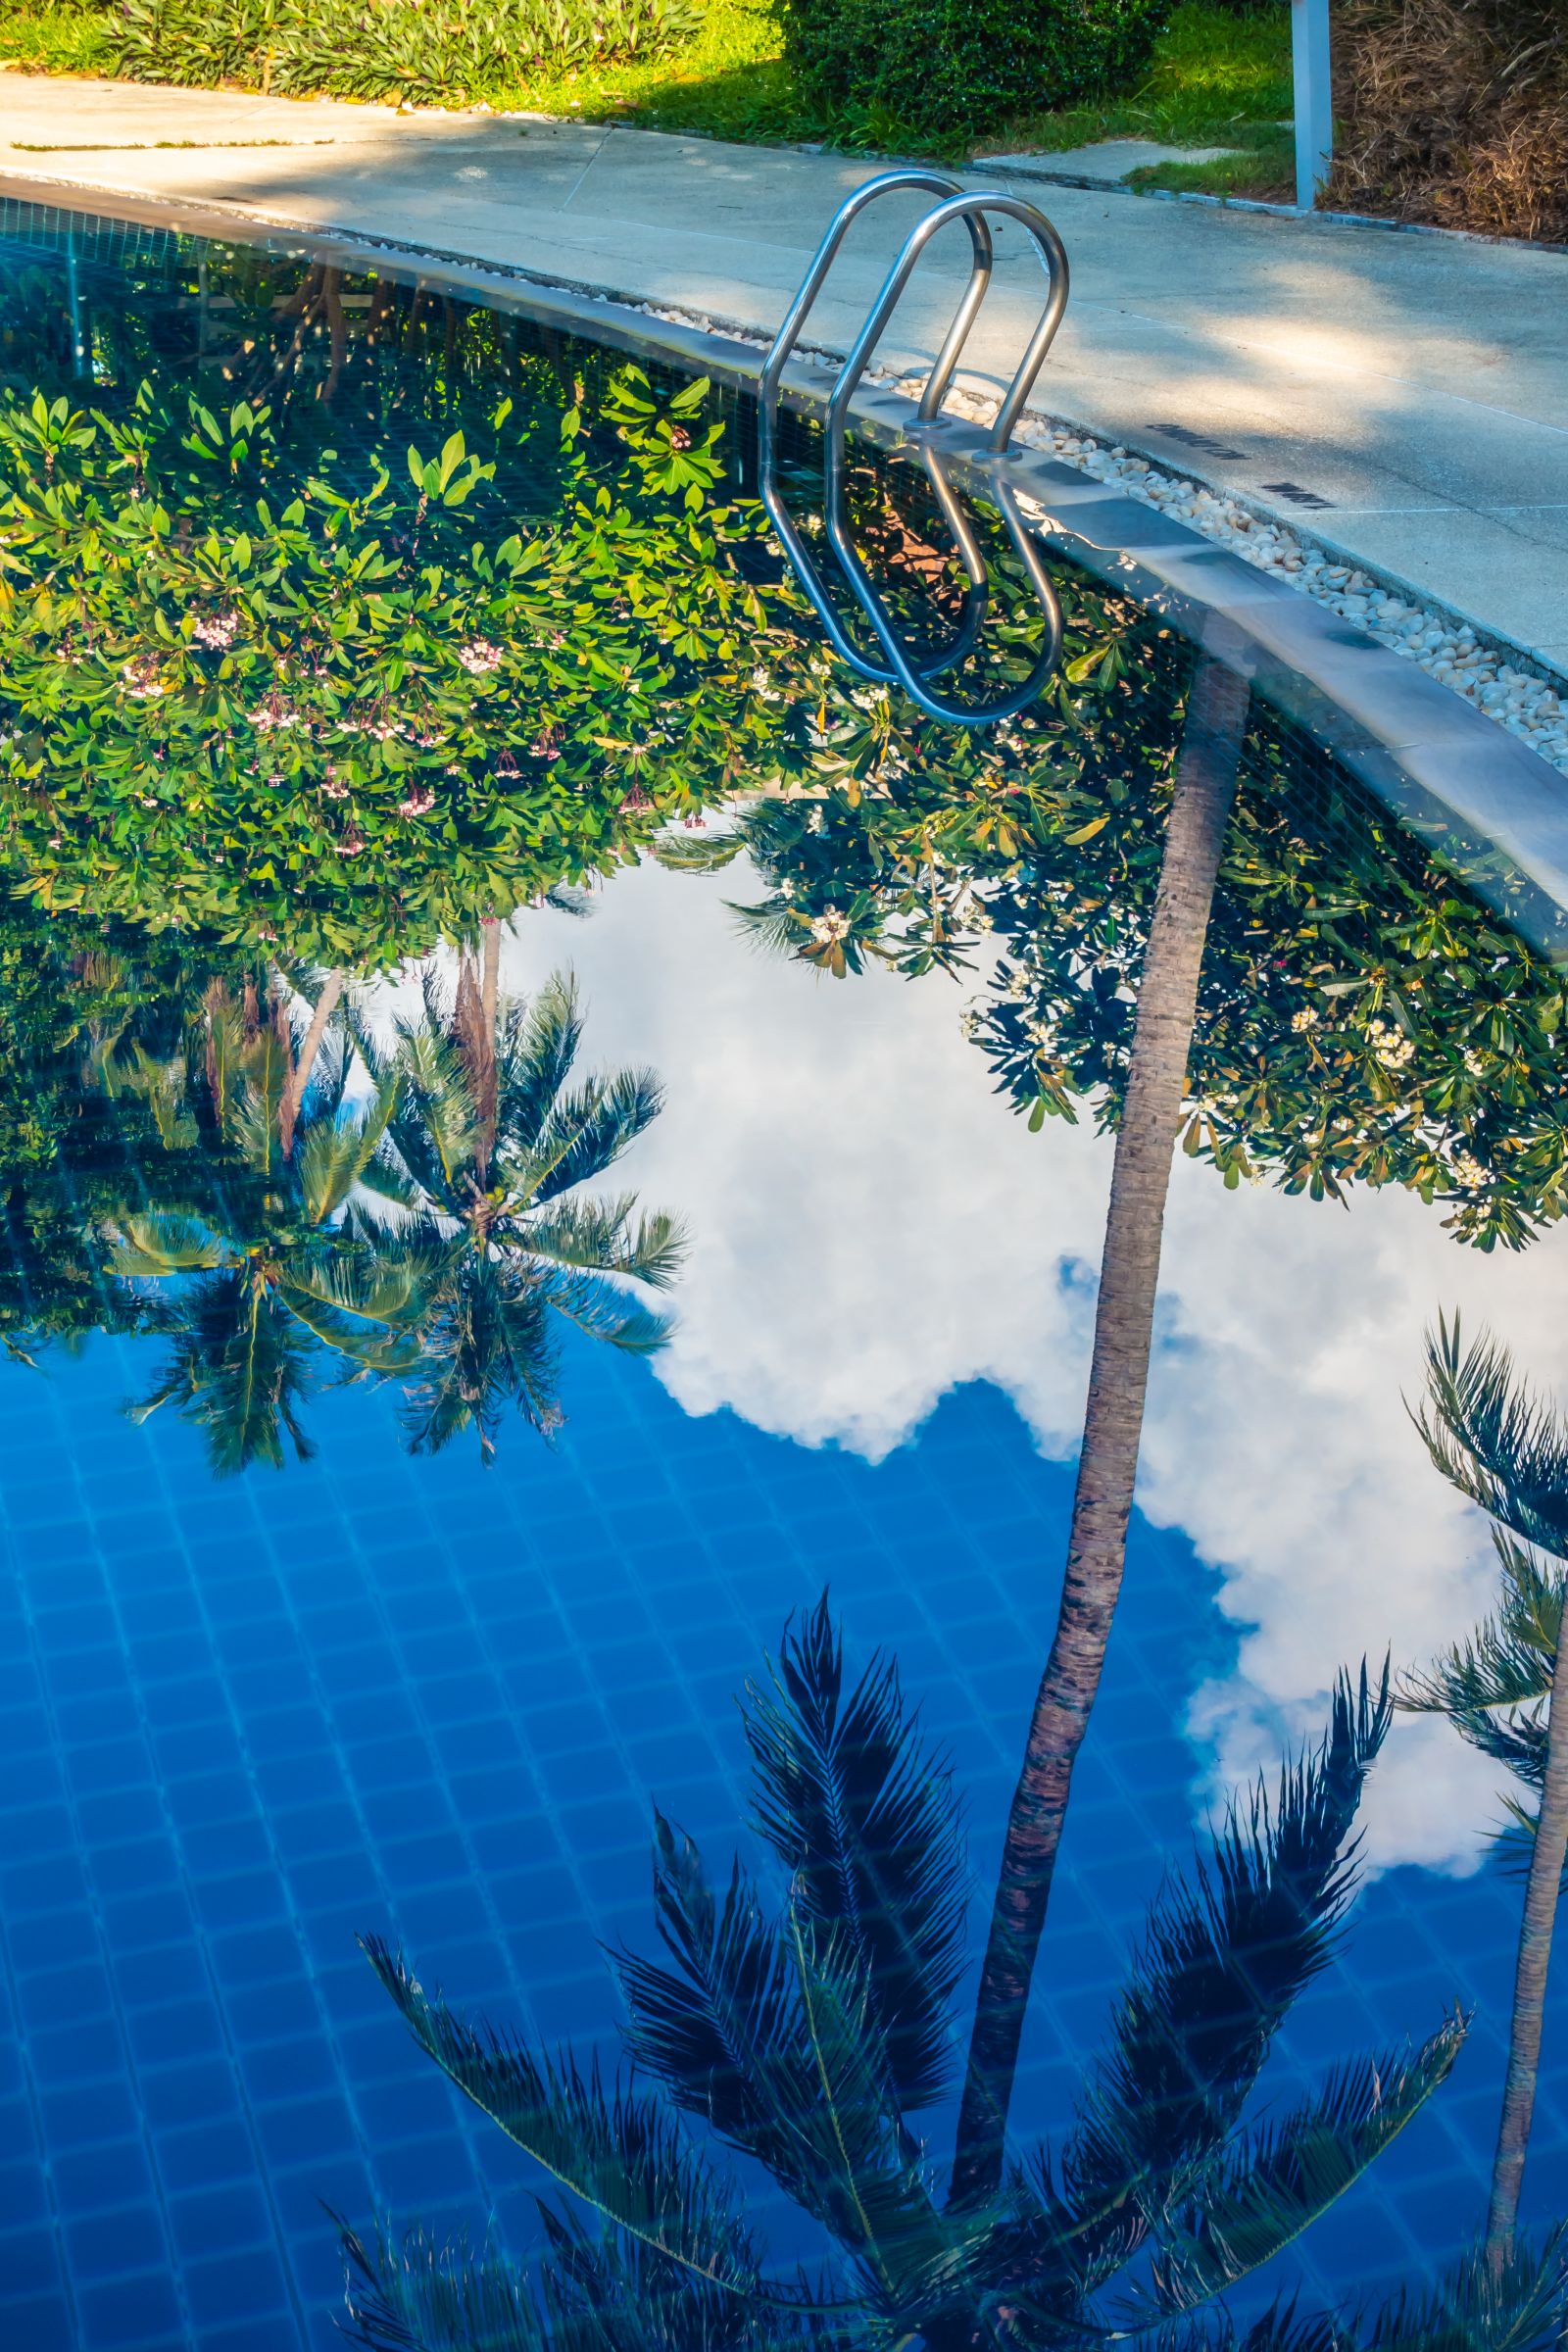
[809,355,1568,772]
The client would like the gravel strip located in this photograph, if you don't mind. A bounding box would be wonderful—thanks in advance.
[966,397,1568,779]
[633,297,1567,779]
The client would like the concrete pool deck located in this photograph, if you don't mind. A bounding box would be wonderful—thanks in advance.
[1,73,1565,677]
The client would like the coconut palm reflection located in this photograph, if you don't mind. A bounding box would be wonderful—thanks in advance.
[0,932,686,1474]
[686,627,1568,2178]
[1400,1320,1568,2272]
[0,921,250,1366]
[956,645,1251,2199]
[351,954,685,1462]
[106,982,421,1473]
[340,1597,1568,2349]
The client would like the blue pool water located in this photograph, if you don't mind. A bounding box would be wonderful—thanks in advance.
[0,1299,1547,2351]
[3,189,1568,2352]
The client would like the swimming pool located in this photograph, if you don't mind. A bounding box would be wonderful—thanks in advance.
[2,193,1567,2351]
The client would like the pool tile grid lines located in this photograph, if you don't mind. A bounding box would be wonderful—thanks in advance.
[0,1319,1548,2348]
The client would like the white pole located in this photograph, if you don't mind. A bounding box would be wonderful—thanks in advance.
[1291,0,1333,211]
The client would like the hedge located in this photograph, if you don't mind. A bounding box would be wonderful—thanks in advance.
[774,0,1169,144]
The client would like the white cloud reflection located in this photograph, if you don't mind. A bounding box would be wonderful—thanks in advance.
[384,857,1568,1877]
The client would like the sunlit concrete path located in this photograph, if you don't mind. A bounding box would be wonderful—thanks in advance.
[3,71,1566,671]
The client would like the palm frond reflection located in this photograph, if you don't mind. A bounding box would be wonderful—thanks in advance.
[341,1599,1525,2351]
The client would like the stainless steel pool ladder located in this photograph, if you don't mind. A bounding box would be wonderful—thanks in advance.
[758,170,1071,727]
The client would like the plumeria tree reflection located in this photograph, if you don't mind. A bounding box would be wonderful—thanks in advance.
[695,690,1568,1253]
[0,359,803,972]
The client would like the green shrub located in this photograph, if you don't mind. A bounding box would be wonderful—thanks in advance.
[108,0,701,104]
[775,0,1169,144]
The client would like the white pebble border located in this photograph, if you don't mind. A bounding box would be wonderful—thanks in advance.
[631,299,1568,778]
[952,393,1568,780]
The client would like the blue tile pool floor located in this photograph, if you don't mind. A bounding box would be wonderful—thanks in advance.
[0,1321,1554,2349]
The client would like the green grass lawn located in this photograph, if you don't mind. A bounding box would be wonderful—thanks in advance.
[1128,133,1295,199]
[514,0,1294,175]
[0,0,1293,197]
[472,0,820,143]
[996,3,1291,156]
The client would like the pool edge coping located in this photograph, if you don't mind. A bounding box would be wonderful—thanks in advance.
[5,165,1568,946]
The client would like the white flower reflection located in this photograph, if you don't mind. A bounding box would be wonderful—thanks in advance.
[385,857,1568,1880]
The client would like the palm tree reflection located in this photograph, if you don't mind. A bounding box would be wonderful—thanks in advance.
[1400,1318,1568,2271]
[107,982,422,1473]
[97,956,685,1472]
[353,959,686,1463]
[340,1599,1549,2349]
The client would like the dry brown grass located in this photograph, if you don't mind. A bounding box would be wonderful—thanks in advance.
[1329,0,1568,242]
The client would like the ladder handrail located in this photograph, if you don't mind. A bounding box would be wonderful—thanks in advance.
[822,188,1068,456]
[757,169,994,449]
[758,170,1071,728]
[757,170,996,695]
[760,435,994,694]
